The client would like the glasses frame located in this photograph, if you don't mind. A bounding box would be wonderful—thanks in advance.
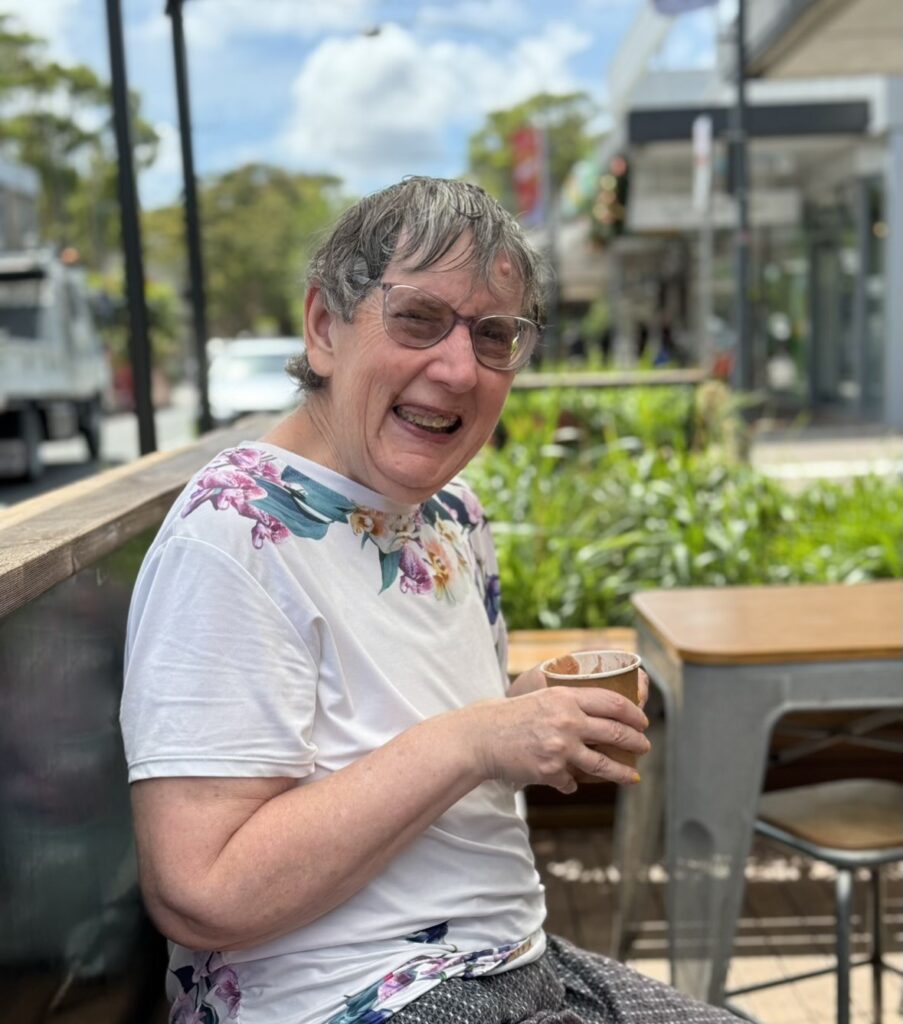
[375,281,541,372]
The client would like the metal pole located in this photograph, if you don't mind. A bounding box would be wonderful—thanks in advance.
[731,0,752,392]
[168,0,213,433]
[105,0,156,454]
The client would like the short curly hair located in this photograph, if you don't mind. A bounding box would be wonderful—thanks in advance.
[287,176,549,392]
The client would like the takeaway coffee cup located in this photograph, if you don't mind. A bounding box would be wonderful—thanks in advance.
[541,649,643,782]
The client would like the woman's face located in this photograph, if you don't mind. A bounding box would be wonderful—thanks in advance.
[303,237,522,504]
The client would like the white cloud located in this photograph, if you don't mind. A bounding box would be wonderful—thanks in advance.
[135,0,377,52]
[0,0,81,61]
[278,20,593,190]
[415,0,532,34]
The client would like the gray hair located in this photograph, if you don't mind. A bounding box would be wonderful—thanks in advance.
[288,176,549,392]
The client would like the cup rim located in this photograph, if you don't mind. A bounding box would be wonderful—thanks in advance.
[540,648,642,681]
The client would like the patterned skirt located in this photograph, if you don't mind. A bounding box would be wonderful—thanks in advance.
[390,935,745,1024]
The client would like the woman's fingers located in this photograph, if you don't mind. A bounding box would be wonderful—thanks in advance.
[571,686,649,732]
[580,715,650,755]
[572,748,642,785]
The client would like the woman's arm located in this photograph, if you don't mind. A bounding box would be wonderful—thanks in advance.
[131,685,649,953]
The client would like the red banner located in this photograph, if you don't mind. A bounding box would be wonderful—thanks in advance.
[511,126,545,225]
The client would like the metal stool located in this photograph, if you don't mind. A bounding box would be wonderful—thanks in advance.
[725,778,903,1024]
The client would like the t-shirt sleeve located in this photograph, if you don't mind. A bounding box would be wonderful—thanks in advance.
[121,535,319,782]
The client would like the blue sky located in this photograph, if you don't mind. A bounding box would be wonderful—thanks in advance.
[2,0,717,207]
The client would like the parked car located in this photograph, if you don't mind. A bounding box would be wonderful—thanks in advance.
[207,336,304,426]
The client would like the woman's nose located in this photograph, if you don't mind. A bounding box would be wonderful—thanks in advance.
[425,320,480,391]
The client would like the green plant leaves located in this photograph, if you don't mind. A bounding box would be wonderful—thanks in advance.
[466,386,902,629]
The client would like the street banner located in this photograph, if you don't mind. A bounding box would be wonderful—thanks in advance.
[652,0,717,14]
[511,125,546,227]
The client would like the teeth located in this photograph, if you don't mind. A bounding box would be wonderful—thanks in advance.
[396,406,458,431]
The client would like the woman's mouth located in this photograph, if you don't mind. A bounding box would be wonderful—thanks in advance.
[393,405,461,434]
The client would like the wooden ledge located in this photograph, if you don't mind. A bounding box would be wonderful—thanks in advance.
[511,369,706,391]
[0,415,276,620]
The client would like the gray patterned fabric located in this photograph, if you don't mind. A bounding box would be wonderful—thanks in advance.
[390,935,743,1024]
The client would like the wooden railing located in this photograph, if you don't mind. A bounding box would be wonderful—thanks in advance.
[0,415,274,1024]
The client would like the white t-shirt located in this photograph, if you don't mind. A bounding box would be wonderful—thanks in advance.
[121,442,547,1024]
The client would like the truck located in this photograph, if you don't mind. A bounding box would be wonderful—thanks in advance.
[0,249,110,480]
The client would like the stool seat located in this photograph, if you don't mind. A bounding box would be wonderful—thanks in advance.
[758,779,903,851]
[728,778,903,1024]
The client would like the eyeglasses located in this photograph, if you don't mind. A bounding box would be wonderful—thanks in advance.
[375,281,541,372]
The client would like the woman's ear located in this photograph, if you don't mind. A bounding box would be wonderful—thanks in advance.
[303,285,337,380]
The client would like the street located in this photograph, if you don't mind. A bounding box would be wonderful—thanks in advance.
[0,384,200,508]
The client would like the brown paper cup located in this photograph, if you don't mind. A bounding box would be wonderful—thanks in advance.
[541,649,642,783]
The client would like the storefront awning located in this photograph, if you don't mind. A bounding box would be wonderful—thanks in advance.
[747,0,903,78]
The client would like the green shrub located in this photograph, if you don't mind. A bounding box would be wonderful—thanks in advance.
[464,386,902,629]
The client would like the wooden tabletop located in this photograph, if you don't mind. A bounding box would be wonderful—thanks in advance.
[631,581,903,665]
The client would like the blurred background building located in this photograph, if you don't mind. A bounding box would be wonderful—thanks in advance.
[555,0,903,428]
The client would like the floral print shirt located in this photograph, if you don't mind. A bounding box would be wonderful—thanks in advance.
[121,444,546,1024]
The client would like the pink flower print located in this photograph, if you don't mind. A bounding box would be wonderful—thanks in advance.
[182,468,266,517]
[169,992,203,1024]
[224,447,281,482]
[210,966,242,1019]
[462,488,485,525]
[377,966,419,1002]
[399,544,433,594]
[191,951,213,983]
[248,508,291,548]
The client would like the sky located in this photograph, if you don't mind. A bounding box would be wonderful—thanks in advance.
[1,0,718,208]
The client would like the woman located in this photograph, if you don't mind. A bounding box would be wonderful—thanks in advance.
[121,177,740,1024]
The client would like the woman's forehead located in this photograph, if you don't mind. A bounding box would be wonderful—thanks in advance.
[387,249,523,308]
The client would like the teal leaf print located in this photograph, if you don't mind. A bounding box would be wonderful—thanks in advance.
[282,466,355,522]
[250,481,331,540]
[171,965,195,994]
[405,922,450,944]
[378,548,402,592]
[421,496,454,526]
[435,488,472,527]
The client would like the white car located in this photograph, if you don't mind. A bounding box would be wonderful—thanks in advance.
[208,337,304,425]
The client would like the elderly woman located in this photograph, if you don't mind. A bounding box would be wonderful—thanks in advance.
[121,177,741,1024]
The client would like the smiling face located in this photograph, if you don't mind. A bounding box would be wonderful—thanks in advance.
[293,235,522,504]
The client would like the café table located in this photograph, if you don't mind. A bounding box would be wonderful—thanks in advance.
[617,580,903,1006]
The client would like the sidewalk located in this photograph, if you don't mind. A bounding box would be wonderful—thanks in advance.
[750,425,903,486]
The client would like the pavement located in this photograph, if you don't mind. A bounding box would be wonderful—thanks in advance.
[750,423,903,486]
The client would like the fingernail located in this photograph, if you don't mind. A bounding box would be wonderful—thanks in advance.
[632,772,641,784]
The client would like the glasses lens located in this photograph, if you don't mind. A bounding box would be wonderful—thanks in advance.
[473,317,536,370]
[383,285,451,348]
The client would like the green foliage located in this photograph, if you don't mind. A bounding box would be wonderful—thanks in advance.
[466,92,598,210]
[144,164,347,338]
[0,13,158,263]
[88,270,184,377]
[464,386,903,629]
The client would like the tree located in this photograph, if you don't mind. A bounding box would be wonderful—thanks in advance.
[0,13,158,264]
[466,92,599,212]
[144,164,347,339]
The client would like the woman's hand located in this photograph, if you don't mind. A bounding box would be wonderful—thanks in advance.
[465,682,650,795]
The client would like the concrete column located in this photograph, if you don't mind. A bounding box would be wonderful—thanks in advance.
[884,77,903,429]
